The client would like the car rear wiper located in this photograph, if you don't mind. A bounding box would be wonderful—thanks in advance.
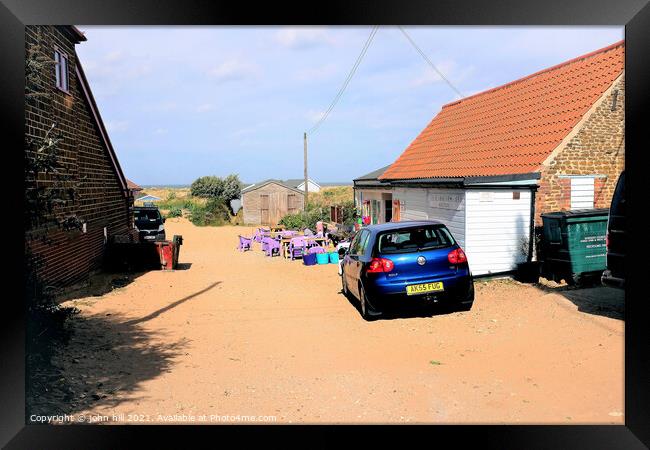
[418,245,448,251]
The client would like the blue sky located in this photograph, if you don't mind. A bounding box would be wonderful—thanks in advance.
[75,26,623,185]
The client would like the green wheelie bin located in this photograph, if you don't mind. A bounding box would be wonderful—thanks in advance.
[541,209,609,285]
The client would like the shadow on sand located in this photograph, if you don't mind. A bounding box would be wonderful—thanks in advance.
[533,281,624,320]
[27,282,219,420]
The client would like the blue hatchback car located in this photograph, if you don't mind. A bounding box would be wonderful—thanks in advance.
[340,221,474,320]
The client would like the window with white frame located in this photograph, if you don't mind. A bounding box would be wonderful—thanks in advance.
[569,176,596,209]
[54,49,69,92]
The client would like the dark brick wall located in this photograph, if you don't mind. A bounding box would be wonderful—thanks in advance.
[25,26,132,287]
[535,76,625,225]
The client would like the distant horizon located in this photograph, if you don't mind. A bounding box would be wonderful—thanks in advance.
[139,181,354,188]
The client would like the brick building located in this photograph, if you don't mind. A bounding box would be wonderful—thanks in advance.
[25,26,134,287]
[353,41,624,275]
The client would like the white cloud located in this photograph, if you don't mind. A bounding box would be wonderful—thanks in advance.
[154,128,168,135]
[231,127,256,137]
[196,103,216,113]
[275,27,335,49]
[104,50,124,62]
[105,120,129,133]
[294,63,339,82]
[503,28,623,61]
[208,60,257,83]
[141,101,177,113]
[410,60,474,88]
[305,109,325,123]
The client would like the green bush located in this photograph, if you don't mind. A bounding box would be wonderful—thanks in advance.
[279,207,330,230]
[189,198,231,226]
[190,176,224,198]
[279,212,308,230]
[280,201,357,229]
[166,208,182,218]
[190,174,241,215]
[340,200,357,226]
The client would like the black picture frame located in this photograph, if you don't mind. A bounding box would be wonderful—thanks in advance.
[2,0,648,448]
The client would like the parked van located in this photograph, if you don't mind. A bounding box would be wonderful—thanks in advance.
[601,171,625,288]
[134,206,166,242]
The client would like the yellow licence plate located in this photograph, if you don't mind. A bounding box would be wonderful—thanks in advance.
[406,282,444,296]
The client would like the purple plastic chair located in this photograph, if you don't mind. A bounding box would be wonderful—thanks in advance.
[238,235,253,252]
[262,237,280,257]
[253,227,271,244]
[289,236,307,260]
[253,228,264,243]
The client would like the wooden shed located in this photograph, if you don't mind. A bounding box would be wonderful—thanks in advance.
[241,180,305,225]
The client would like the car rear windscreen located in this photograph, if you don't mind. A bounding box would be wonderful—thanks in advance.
[135,210,161,223]
[377,225,454,254]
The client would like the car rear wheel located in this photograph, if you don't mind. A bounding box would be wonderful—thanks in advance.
[359,283,381,321]
[456,301,473,312]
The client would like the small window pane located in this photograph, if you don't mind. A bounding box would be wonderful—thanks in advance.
[54,50,69,92]
[54,51,61,88]
[61,55,68,91]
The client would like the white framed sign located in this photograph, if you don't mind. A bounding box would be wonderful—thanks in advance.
[428,192,463,210]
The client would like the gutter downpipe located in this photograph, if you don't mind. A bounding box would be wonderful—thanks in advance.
[528,186,536,262]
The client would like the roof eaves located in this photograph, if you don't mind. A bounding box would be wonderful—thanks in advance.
[242,180,304,195]
[388,177,465,188]
[463,172,541,185]
[70,26,87,42]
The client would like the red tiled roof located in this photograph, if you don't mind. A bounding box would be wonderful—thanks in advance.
[126,179,142,190]
[380,41,624,180]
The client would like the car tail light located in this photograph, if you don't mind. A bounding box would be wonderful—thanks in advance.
[606,232,609,250]
[366,257,395,273]
[448,248,468,264]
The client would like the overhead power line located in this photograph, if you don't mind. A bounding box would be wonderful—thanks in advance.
[308,26,379,135]
[398,26,464,99]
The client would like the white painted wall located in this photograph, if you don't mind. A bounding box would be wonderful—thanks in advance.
[393,187,466,248]
[296,180,321,193]
[465,189,531,276]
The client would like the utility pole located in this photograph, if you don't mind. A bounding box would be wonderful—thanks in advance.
[303,131,308,211]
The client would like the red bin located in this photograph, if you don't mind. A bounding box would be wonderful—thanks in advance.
[154,235,183,270]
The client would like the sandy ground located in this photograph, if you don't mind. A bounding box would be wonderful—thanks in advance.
[41,218,624,424]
